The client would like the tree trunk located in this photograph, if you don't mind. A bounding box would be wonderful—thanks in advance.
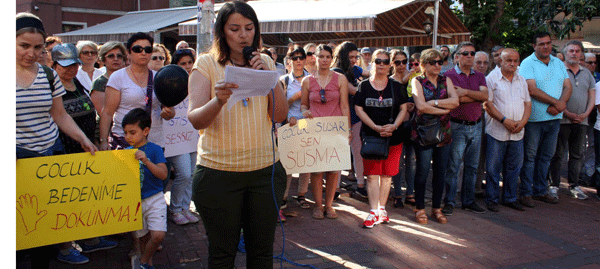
[481,0,505,53]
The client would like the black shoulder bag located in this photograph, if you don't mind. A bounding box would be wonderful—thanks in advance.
[360,82,395,160]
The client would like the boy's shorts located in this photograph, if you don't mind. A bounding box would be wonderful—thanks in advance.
[134,192,167,238]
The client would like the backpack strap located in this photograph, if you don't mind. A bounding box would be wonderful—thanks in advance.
[41,65,56,93]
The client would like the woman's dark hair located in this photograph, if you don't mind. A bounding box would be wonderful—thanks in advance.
[331,41,359,83]
[172,49,195,65]
[211,1,261,66]
[126,32,154,51]
[409,53,421,63]
[287,45,306,58]
[315,44,333,58]
[390,49,407,75]
[260,48,273,59]
[121,108,152,130]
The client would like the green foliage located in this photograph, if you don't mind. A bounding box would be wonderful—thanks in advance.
[517,0,599,40]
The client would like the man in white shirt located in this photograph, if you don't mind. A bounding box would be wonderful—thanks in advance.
[483,48,532,212]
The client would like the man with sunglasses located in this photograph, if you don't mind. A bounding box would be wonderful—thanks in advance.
[442,41,489,216]
[517,32,572,207]
[583,53,599,83]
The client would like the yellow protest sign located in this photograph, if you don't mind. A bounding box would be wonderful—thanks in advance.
[277,116,351,174]
[16,150,142,250]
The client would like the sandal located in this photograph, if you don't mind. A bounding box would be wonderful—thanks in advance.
[324,206,338,219]
[431,208,447,224]
[415,209,428,224]
[296,196,311,209]
[405,196,416,206]
[312,206,324,219]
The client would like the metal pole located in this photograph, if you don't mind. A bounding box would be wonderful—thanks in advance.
[196,0,215,54]
[432,0,440,48]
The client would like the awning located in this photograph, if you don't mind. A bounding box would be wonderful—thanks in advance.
[179,0,471,47]
[55,6,199,44]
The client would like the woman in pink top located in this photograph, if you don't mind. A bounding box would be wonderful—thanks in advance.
[300,44,350,219]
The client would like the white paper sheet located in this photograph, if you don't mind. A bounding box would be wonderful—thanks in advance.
[224,65,280,110]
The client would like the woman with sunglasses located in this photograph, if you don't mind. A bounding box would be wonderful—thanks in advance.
[355,49,408,228]
[91,41,127,114]
[99,32,175,151]
[187,1,288,267]
[411,48,459,224]
[282,45,312,211]
[75,40,103,93]
[303,43,317,74]
[300,44,351,219]
[148,43,171,71]
[389,49,417,208]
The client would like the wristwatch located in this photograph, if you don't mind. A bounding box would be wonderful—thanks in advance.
[434,100,439,107]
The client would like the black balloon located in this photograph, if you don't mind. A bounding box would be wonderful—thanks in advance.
[153,64,189,107]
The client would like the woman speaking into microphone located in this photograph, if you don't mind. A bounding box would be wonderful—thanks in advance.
[187,1,288,267]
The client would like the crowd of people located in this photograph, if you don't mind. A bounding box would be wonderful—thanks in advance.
[16,0,600,267]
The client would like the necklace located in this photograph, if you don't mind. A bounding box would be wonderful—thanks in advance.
[66,81,91,111]
[130,66,150,105]
[315,71,331,88]
[293,71,305,79]
[371,78,387,103]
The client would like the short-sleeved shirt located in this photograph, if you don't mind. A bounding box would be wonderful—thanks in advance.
[58,78,97,153]
[127,142,167,199]
[519,53,569,122]
[106,68,165,147]
[192,53,279,172]
[485,70,531,141]
[76,68,104,94]
[444,65,487,121]
[562,66,596,126]
[92,75,109,93]
[284,71,309,120]
[354,78,408,145]
[16,63,65,153]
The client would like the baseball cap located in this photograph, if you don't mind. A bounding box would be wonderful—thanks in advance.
[361,47,372,54]
[51,43,82,67]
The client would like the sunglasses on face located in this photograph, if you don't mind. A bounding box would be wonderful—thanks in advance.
[320,89,327,103]
[152,56,165,61]
[131,45,153,54]
[106,53,125,60]
[81,50,98,57]
[394,59,408,66]
[374,58,390,65]
[459,51,476,56]
[291,55,306,61]
[411,62,420,67]
[427,60,444,66]
[306,52,314,57]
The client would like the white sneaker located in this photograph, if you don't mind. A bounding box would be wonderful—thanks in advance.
[548,186,559,200]
[569,186,588,200]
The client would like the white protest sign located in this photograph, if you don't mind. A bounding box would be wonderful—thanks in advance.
[163,98,199,158]
[277,116,351,174]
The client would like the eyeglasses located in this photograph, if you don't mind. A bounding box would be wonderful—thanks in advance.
[585,61,596,65]
[394,59,408,66]
[81,50,98,57]
[475,61,490,65]
[306,52,314,57]
[411,62,420,67]
[459,51,476,56]
[320,89,327,103]
[374,58,390,65]
[152,56,165,61]
[426,60,444,66]
[291,55,306,61]
[131,45,153,54]
[106,53,125,60]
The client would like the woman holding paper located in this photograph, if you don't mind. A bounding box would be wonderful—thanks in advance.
[300,44,351,219]
[186,1,288,267]
[354,49,408,228]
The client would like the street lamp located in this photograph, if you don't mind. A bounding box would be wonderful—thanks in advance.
[423,18,433,35]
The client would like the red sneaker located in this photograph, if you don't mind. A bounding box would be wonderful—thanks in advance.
[379,209,390,224]
[362,211,379,228]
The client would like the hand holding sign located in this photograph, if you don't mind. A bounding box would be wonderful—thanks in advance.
[16,194,47,236]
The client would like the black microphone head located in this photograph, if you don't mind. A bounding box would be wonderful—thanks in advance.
[243,46,255,61]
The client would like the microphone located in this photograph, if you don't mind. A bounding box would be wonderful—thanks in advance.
[243,46,263,70]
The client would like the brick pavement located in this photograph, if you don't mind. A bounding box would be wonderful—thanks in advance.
[17,173,600,269]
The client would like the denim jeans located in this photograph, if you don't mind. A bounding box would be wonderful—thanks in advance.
[485,135,523,204]
[519,120,560,197]
[414,144,451,210]
[444,121,482,207]
[549,124,587,187]
[167,152,197,213]
[392,140,415,197]
[593,129,600,191]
